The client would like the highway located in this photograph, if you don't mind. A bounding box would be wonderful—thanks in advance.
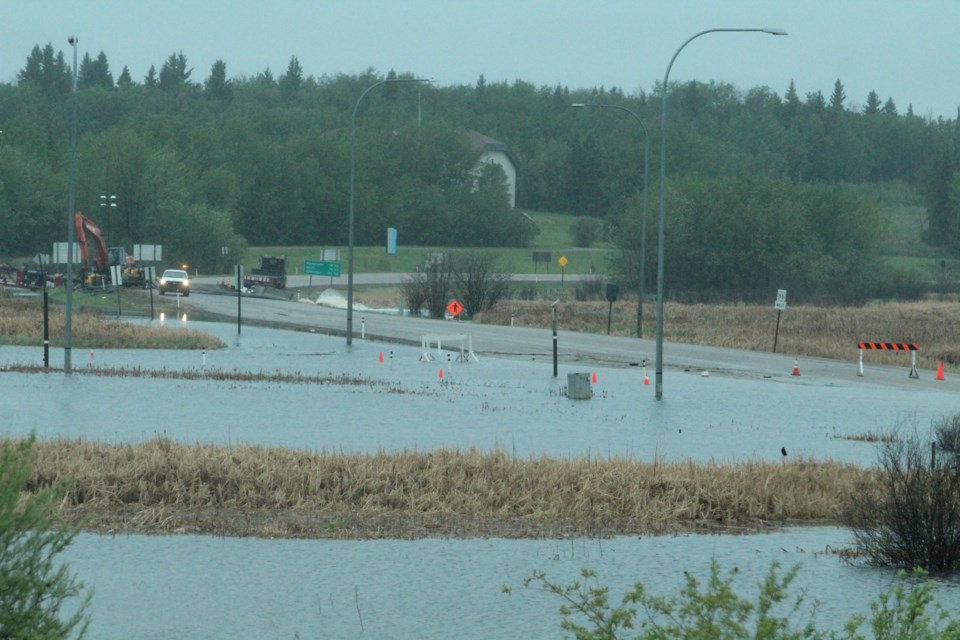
[181,275,960,396]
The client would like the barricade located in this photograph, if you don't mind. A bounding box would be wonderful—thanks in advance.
[420,334,479,363]
[857,342,919,379]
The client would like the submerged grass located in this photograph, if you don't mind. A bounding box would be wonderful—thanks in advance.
[20,438,873,540]
[0,291,224,349]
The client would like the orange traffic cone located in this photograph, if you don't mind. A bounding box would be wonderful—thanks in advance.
[378,351,384,363]
[791,358,800,376]
[439,368,444,380]
[592,372,597,383]
[936,361,945,381]
[643,369,650,385]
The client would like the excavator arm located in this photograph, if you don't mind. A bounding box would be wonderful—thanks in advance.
[74,213,108,270]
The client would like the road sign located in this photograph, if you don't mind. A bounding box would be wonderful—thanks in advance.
[775,289,787,311]
[558,255,568,267]
[304,260,341,277]
[447,300,464,316]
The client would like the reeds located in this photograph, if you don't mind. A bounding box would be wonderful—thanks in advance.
[20,438,873,539]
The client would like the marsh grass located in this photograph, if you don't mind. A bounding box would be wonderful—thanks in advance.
[19,438,874,539]
[0,292,224,349]
[477,299,960,371]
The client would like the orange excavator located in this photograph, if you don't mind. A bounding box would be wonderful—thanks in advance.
[73,212,149,287]
[74,212,110,285]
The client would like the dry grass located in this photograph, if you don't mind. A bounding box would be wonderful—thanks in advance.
[20,438,873,539]
[477,299,960,371]
[0,293,224,349]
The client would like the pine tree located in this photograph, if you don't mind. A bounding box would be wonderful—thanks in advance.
[204,59,232,103]
[829,78,846,112]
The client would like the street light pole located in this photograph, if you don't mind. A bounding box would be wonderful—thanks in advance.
[655,27,786,401]
[347,76,431,345]
[64,35,79,373]
[571,103,648,338]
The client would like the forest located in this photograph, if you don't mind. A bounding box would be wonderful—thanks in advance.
[1,43,959,301]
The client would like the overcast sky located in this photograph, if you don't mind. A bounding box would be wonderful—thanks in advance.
[2,0,958,119]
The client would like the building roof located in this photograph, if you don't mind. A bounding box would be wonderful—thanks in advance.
[467,130,519,168]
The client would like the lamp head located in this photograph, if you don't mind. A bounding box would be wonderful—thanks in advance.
[68,36,77,45]
[762,28,788,36]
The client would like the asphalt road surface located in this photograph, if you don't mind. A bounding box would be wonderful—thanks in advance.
[180,276,959,396]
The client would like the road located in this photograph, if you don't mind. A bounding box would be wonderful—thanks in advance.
[173,275,960,396]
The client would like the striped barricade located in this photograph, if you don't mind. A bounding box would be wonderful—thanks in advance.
[857,342,919,379]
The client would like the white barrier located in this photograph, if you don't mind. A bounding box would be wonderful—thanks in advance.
[420,334,479,363]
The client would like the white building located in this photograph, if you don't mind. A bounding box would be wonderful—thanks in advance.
[467,131,518,208]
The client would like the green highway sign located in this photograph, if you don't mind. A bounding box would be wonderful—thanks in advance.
[304,260,341,277]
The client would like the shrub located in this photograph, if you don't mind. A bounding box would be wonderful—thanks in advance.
[570,217,602,248]
[842,417,960,572]
[516,562,960,639]
[0,435,91,638]
[575,274,606,301]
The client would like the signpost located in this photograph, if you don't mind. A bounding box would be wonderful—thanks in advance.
[305,260,341,288]
[773,289,787,352]
[304,260,341,277]
[447,299,463,318]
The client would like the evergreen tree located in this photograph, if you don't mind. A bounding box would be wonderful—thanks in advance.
[17,43,70,95]
[117,66,133,87]
[79,51,113,89]
[158,51,192,93]
[204,59,232,103]
[882,97,898,116]
[863,90,881,115]
[256,68,275,86]
[782,80,801,120]
[278,56,303,98]
[144,65,158,87]
[829,78,846,112]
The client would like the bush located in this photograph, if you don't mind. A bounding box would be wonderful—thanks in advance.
[575,274,606,301]
[0,436,91,638]
[570,217,602,248]
[842,417,960,572]
[516,562,960,639]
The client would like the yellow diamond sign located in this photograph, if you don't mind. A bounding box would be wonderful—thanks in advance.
[558,256,568,267]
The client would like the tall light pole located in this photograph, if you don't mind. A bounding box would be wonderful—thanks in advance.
[347,76,431,345]
[571,103,649,338]
[64,36,79,373]
[655,27,786,400]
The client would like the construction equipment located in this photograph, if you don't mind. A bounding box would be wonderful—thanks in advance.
[243,255,287,289]
[74,213,148,287]
[74,213,110,286]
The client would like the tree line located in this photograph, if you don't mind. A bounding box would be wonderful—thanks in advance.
[1,44,959,298]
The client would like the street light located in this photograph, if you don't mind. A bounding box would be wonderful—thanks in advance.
[655,27,786,401]
[346,76,432,345]
[571,103,649,338]
[64,35,79,373]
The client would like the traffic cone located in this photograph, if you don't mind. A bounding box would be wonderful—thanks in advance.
[592,372,597,383]
[791,358,800,376]
[936,361,945,381]
[378,351,384,363]
[643,370,650,385]
[439,368,444,380]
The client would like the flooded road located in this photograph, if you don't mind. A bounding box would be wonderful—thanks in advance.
[3,319,959,637]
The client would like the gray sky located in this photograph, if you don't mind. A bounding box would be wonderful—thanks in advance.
[2,0,958,119]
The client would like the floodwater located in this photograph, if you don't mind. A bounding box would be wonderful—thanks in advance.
[3,320,960,637]
[62,527,960,639]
